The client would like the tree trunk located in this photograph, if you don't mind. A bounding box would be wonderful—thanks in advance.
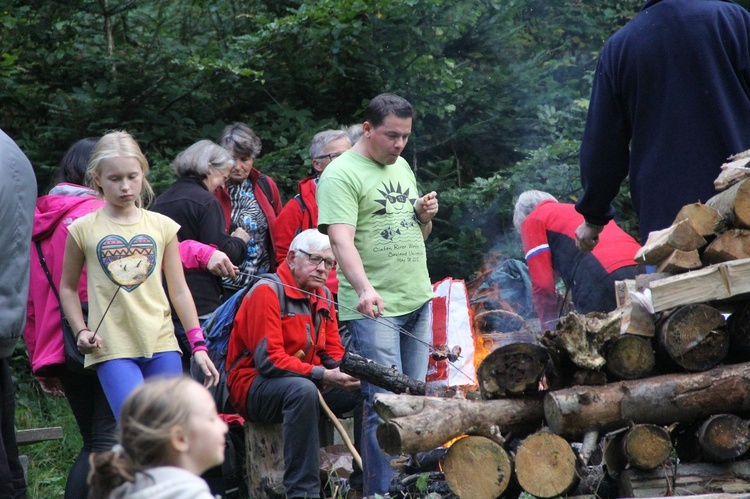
[605,334,655,380]
[541,311,621,371]
[244,422,285,499]
[622,424,673,470]
[706,177,750,231]
[657,304,728,372]
[514,431,580,498]
[442,436,512,499]
[340,351,426,395]
[476,342,548,398]
[698,414,750,462]
[544,361,750,439]
[373,393,545,455]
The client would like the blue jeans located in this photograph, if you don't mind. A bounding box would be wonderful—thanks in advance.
[345,302,431,496]
[96,352,182,421]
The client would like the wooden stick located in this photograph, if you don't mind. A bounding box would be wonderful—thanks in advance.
[317,390,363,470]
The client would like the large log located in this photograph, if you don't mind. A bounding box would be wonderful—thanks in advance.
[619,460,750,497]
[442,436,512,499]
[514,431,580,498]
[706,177,750,230]
[476,342,548,398]
[544,361,750,439]
[340,351,426,395]
[635,219,706,265]
[647,258,750,312]
[657,304,728,372]
[714,155,750,191]
[373,393,545,454]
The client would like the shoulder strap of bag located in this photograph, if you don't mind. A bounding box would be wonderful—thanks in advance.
[257,173,275,208]
[226,273,286,373]
[35,241,61,304]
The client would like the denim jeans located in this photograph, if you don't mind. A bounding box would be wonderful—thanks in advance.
[345,301,431,496]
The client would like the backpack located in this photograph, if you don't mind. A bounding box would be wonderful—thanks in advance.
[191,273,284,414]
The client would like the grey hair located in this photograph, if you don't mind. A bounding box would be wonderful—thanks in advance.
[513,190,557,231]
[345,124,364,145]
[309,130,350,159]
[217,122,262,159]
[172,140,234,178]
[289,229,331,255]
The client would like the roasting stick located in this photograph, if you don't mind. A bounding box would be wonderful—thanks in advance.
[89,268,149,343]
[293,350,363,469]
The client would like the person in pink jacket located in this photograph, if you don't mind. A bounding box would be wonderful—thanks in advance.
[24,138,235,499]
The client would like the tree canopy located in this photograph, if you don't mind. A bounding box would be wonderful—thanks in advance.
[2,0,663,279]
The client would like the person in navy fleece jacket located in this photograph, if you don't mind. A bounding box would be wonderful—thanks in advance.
[575,0,750,251]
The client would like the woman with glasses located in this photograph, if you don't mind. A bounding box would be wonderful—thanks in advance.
[273,129,352,296]
[152,140,250,372]
[216,122,282,296]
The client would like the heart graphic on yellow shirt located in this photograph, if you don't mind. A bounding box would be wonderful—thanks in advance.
[97,234,156,291]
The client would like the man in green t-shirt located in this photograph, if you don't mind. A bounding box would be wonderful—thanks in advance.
[317,93,438,496]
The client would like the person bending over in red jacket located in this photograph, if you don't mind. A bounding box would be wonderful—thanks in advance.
[514,190,642,331]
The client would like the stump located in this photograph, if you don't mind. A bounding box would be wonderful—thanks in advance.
[605,334,655,380]
[245,422,285,499]
[698,414,750,462]
[442,436,511,499]
[514,431,579,498]
[476,342,548,398]
[658,304,728,371]
[622,424,673,470]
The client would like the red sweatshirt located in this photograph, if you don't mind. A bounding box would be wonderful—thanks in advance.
[226,261,344,419]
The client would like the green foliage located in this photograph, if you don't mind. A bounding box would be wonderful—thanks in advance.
[2,0,646,279]
[11,344,80,499]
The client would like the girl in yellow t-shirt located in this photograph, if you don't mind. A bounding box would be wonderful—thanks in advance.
[59,131,219,420]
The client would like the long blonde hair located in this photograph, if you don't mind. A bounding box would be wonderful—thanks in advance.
[87,376,197,497]
[86,130,155,208]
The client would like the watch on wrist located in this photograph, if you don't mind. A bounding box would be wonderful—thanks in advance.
[414,208,429,227]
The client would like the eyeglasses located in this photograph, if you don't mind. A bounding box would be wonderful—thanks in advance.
[312,152,343,161]
[297,249,335,269]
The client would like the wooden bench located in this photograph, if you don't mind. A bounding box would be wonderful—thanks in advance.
[16,427,64,482]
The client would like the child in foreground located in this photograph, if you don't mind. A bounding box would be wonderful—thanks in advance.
[88,376,228,498]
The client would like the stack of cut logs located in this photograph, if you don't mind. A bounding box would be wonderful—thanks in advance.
[367,158,750,499]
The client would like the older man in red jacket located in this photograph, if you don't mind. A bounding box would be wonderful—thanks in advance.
[226,229,362,499]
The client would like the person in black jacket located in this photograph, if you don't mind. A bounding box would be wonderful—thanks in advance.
[575,0,750,251]
[152,140,250,370]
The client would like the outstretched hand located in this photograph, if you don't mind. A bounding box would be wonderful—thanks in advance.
[575,222,604,252]
[193,350,220,387]
[322,367,361,391]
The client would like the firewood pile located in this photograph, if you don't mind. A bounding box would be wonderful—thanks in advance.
[366,164,750,499]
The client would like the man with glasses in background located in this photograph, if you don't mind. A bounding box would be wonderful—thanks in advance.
[317,93,438,496]
[273,129,352,299]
